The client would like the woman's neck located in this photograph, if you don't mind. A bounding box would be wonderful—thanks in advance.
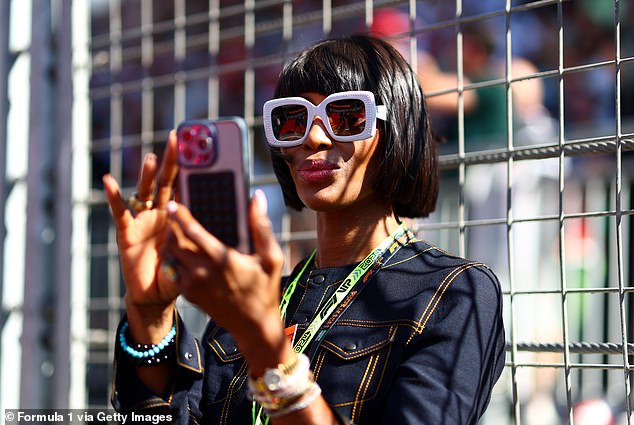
[314,198,400,268]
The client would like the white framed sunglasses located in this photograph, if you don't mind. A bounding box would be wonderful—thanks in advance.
[263,90,388,147]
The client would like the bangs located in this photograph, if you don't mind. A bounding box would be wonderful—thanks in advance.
[275,39,370,98]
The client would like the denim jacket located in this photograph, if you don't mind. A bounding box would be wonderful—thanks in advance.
[112,239,506,425]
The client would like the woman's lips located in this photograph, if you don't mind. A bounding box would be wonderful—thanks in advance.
[297,159,339,183]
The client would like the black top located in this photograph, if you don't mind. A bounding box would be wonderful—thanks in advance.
[112,238,506,425]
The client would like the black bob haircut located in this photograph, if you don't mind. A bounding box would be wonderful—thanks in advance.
[269,34,438,218]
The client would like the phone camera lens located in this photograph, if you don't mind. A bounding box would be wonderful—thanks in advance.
[181,128,195,143]
[180,147,194,162]
[197,152,212,164]
[177,122,216,166]
[197,137,213,152]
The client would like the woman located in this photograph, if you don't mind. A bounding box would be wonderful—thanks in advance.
[103,34,505,425]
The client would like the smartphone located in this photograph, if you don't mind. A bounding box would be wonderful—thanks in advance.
[176,117,251,254]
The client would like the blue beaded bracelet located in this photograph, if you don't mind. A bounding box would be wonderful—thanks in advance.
[119,321,176,366]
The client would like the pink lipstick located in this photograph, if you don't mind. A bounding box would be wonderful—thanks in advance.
[297,159,339,184]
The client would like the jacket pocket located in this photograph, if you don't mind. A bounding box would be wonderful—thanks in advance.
[203,326,248,406]
[314,322,397,406]
[207,327,243,363]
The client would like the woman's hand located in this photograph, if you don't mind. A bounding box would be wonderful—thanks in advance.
[164,190,290,373]
[102,131,181,336]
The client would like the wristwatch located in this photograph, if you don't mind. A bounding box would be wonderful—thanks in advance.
[250,352,309,394]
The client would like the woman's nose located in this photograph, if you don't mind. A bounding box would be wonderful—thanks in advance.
[302,118,333,150]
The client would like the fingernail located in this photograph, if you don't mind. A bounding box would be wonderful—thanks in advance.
[254,189,268,215]
[167,200,178,215]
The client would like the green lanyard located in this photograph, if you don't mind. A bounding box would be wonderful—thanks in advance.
[279,250,316,322]
[253,222,409,425]
[252,251,316,425]
[289,222,407,354]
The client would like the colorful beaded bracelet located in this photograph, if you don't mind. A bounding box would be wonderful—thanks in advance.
[119,321,176,367]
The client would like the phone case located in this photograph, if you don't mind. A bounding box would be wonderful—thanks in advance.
[176,117,251,254]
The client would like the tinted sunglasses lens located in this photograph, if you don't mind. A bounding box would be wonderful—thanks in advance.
[326,99,367,136]
[271,104,308,142]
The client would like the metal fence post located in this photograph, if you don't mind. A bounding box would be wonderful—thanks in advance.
[53,0,73,409]
[20,0,55,408]
[0,0,12,408]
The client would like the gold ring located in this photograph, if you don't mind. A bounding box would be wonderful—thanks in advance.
[160,260,180,283]
[128,193,154,213]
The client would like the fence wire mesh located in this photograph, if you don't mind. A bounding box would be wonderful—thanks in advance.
[84,1,634,424]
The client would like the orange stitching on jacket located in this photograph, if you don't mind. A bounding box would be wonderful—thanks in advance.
[383,246,434,269]
[334,318,421,332]
[370,326,396,401]
[129,398,170,410]
[177,339,204,373]
[320,337,391,360]
[351,353,379,422]
[418,263,483,333]
[407,263,471,345]
[174,309,203,372]
[220,360,248,425]
[406,263,483,345]
[206,338,242,363]
[312,350,326,380]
